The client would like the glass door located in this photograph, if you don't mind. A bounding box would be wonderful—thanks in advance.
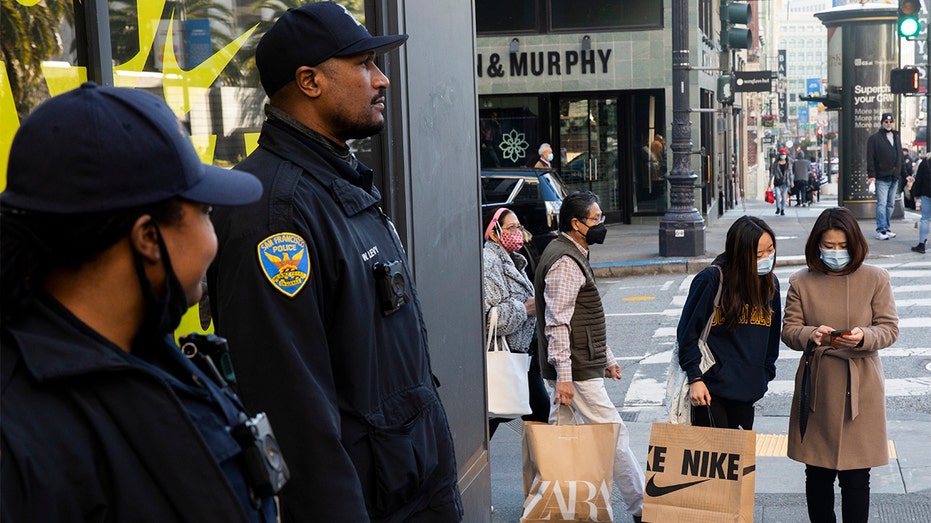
[558,97,621,219]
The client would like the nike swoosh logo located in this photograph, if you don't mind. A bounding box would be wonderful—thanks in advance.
[645,474,710,497]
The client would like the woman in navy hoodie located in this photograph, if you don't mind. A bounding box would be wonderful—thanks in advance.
[677,216,782,429]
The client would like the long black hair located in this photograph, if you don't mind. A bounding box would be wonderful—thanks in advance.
[713,215,777,329]
[1,200,183,324]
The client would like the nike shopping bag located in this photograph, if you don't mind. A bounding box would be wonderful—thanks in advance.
[643,422,756,522]
[520,419,620,522]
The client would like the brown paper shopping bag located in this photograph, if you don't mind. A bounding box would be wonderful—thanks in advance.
[643,422,756,523]
[520,418,620,522]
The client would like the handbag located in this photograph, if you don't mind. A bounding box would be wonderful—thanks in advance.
[521,408,620,522]
[764,189,775,204]
[643,421,756,522]
[669,265,722,425]
[486,306,532,418]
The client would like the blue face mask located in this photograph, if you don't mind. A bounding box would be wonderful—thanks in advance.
[546,153,554,162]
[820,249,850,271]
[757,253,775,275]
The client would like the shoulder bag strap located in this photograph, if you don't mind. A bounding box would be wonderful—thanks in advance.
[699,265,723,342]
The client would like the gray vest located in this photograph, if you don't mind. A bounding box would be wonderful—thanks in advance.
[534,235,608,381]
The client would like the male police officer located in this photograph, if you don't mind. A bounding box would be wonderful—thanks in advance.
[207,3,462,521]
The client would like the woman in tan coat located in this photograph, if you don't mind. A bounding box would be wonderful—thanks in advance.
[782,207,898,523]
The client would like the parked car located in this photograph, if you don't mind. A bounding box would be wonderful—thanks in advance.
[481,168,569,269]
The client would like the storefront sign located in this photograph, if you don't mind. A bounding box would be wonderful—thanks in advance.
[733,71,773,92]
[476,49,613,78]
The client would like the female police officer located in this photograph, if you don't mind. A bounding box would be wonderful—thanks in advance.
[0,83,282,521]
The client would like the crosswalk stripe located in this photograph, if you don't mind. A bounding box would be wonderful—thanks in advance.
[894,299,931,307]
[776,347,931,360]
[899,317,931,328]
[766,377,931,397]
[895,285,931,293]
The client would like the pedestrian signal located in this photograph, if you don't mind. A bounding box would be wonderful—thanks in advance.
[890,67,921,94]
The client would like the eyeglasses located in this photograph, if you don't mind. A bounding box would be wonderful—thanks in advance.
[501,224,526,233]
[580,215,605,225]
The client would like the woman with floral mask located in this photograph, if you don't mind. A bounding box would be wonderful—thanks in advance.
[783,207,898,523]
[482,208,549,437]
[676,215,782,429]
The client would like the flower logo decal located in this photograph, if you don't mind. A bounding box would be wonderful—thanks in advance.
[498,129,529,163]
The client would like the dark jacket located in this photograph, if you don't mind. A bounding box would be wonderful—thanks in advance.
[677,265,781,403]
[913,158,931,198]
[866,128,903,180]
[208,118,461,522]
[1,297,256,522]
[534,235,608,381]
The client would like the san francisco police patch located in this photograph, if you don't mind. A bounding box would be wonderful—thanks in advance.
[257,233,310,297]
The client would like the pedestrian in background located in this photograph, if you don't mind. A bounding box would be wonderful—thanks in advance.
[866,113,902,240]
[482,208,550,437]
[910,155,929,254]
[902,147,916,210]
[535,190,645,523]
[677,216,781,429]
[1,83,277,521]
[769,148,791,215]
[535,143,554,168]
[793,151,811,207]
[207,3,462,521]
[783,207,898,523]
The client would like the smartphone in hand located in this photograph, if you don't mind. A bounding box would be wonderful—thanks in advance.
[830,329,852,346]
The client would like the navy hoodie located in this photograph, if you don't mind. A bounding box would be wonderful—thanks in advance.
[677,265,781,403]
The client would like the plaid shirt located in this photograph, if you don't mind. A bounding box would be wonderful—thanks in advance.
[543,233,617,382]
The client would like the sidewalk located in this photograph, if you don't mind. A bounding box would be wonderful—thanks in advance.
[590,196,925,278]
[489,197,931,522]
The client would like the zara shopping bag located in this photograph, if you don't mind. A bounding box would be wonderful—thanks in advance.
[643,422,756,523]
[521,411,620,522]
[485,307,532,418]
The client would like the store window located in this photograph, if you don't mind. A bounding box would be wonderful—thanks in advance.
[475,0,537,33]
[479,96,542,168]
[2,1,366,176]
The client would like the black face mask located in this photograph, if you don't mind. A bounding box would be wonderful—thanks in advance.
[133,223,190,350]
[582,222,608,245]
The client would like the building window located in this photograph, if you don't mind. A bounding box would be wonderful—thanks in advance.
[476,0,537,33]
[551,0,661,31]
[476,0,661,34]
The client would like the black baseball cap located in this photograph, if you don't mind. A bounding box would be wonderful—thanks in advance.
[2,82,262,213]
[881,112,894,122]
[256,1,409,97]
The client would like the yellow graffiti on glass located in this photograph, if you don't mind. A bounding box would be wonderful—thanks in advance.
[1,0,261,335]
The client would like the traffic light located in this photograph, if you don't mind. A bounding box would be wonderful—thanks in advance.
[721,1,752,50]
[898,0,921,38]
[890,67,921,94]
[717,74,735,104]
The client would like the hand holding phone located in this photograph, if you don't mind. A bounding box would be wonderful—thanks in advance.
[829,329,852,346]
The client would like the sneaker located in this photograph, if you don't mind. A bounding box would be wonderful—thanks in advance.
[884,230,896,238]
[780,209,785,216]
[775,209,780,215]
[875,231,890,240]
[912,242,926,254]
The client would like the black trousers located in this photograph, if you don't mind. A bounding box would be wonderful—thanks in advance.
[691,396,755,430]
[805,465,871,523]
[488,339,550,439]
[795,180,809,204]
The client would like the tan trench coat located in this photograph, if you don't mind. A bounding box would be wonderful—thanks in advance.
[782,264,898,470]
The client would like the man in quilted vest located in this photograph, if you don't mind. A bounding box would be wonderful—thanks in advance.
[534,191,645,523]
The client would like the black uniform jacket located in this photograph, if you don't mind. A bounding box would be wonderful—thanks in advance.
[1,297,252,522]
[208,119,460,522]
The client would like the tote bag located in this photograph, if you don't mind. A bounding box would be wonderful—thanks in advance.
[669,266,722,425]
[486,307,532,418]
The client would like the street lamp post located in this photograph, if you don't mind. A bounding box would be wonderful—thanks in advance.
[659,0,706,257]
